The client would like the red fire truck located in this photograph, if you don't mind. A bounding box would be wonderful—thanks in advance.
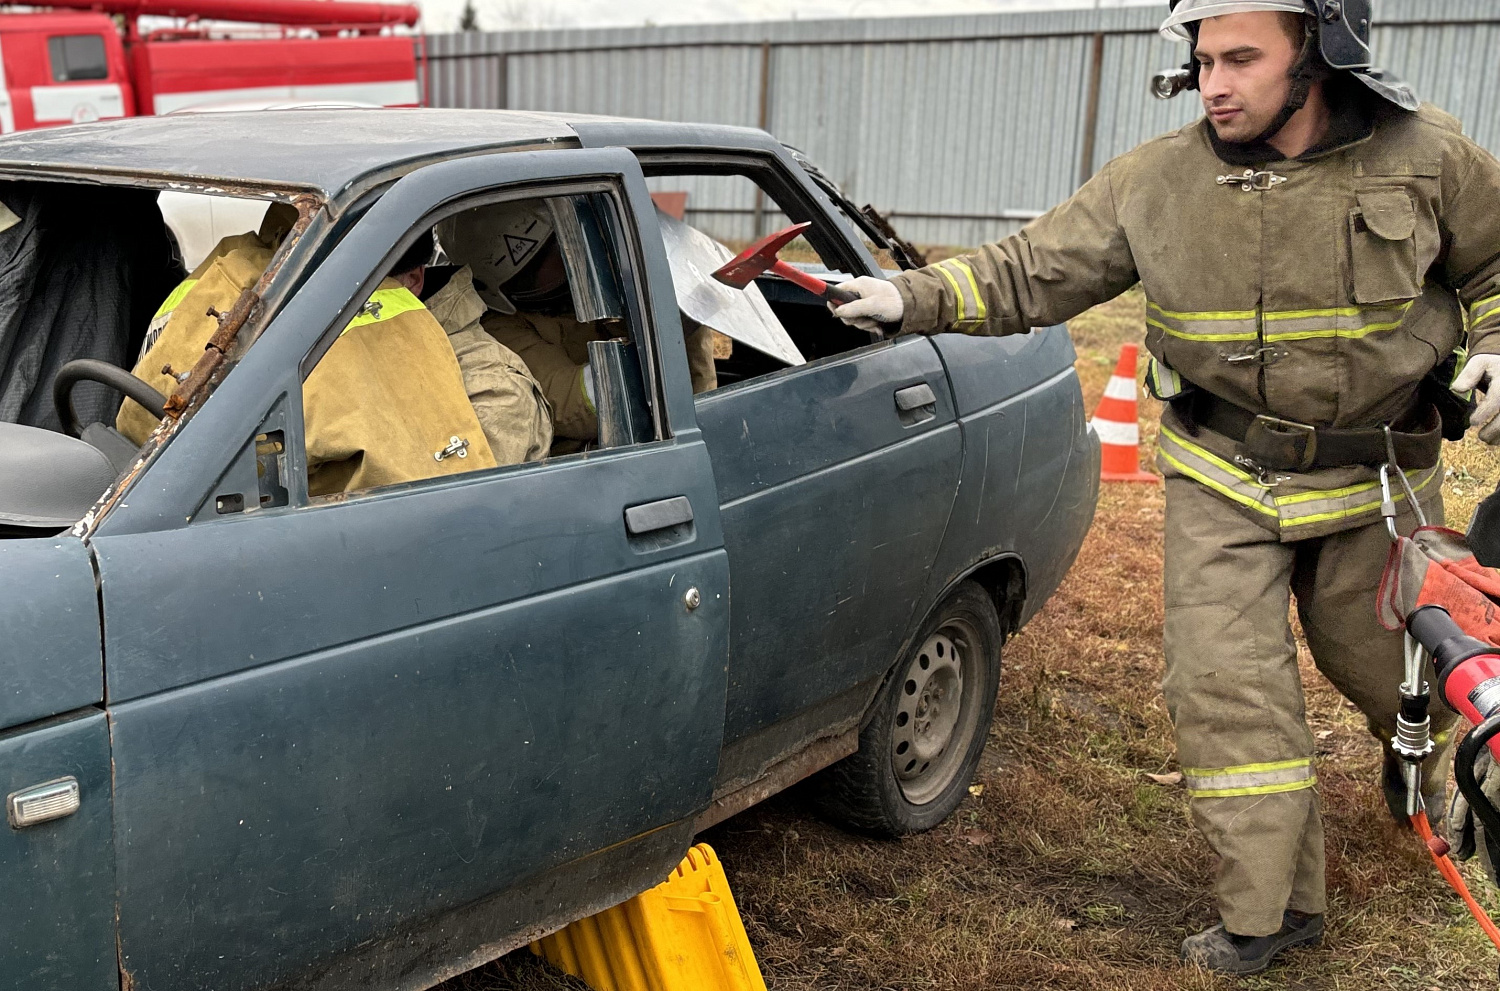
[0,0,421,132]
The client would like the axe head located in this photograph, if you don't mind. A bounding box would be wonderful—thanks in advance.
[712,222,812,289]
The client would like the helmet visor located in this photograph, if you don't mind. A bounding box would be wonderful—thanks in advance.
[1160,0,1308,41]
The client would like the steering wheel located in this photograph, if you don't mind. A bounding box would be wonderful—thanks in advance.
[53,359,168,438]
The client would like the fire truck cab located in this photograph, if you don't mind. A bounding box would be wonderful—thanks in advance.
[0,0,419,134]
[0,13,133,132]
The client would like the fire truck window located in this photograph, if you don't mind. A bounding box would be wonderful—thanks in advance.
[48,35,108,82]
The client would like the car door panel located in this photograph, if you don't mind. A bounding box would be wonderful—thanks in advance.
[91,148,730,989]
[0,709,115,990]
[926,330,1099,628]
[107,540,726,989]
[694,336,961,748]
[0,538,101,732]
[97,446,723,703]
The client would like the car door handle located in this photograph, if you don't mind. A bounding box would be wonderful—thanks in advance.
[624,496,694,536]
[894,383,937,412]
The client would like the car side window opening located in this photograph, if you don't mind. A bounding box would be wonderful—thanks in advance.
[298,190,656,500]
[48,35,109,82]
[644,167,881,393]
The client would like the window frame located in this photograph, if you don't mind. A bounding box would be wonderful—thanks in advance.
[634,150,879,281]
[636,151,892,394]
[291,177,669,504]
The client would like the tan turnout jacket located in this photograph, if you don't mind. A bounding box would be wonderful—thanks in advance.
[891,101,1500,540]
[484,309,718,449]
[121,233,497,496]
[425,266,553,465]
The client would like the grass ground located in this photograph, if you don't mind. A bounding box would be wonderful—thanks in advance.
[444,289,1500,990]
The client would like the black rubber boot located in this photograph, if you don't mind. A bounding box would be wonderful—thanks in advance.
[1382,752,1445,830]
[1180,910,1324,975]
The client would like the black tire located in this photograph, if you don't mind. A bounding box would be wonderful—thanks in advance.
[812,580,1003,837]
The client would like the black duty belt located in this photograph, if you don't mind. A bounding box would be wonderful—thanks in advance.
[1190,393,1443,473]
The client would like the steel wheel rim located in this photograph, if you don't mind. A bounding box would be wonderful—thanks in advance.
[890,619,982,805]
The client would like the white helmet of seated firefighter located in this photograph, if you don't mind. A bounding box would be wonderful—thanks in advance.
[436,200,556,315]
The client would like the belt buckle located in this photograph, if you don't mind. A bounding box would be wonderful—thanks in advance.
[1243,414,1318,473]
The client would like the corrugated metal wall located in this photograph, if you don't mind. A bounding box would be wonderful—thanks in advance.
[426,1,1500,246]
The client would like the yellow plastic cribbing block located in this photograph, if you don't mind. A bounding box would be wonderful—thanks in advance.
[530,843,767,991]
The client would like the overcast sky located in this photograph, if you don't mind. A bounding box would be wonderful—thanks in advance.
[419,0,1159,35]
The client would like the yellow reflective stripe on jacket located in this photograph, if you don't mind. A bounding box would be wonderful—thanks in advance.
[141,276,202,358]
[937,258,986,330]
[153,277,199,322]
[1262,301,1413,342]
[1146,357,1186,399]
[341,286,428,336]
[1275,463,1438,529]
[1158,424,1278,517]
[1146,303,1258,342]
[1147,300,1413,343]
[1452,346,1473,400]
[1471,292,1500,325]
[1158,424,1437,531]
[1183,758,1316,799]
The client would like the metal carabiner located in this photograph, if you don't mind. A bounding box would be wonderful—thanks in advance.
[1382,424,1428,532]
[1233,454,1290,487]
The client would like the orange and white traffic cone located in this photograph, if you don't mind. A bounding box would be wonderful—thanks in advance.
[1091,342,1157,483]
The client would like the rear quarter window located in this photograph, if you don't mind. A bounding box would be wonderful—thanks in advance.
[48,35,109,82]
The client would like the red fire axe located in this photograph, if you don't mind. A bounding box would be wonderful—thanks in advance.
[712,222,859,305]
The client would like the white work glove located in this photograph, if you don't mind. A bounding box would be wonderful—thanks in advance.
[829,276,903,334]
[1454,353,1500,445]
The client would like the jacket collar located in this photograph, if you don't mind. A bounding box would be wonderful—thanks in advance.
[1207,78,1378,167]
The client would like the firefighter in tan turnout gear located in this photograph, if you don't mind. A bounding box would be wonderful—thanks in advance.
[120,209,551,495]
[439,200,718,455]
[833,0,1500,975]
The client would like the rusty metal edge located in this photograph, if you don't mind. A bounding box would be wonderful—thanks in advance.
[72,192,324,542]
[693,727,859,833]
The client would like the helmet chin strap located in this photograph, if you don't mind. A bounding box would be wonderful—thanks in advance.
[1241,20,1327,147]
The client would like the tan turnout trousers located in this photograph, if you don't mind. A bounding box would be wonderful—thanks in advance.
[1164,477,1457,934]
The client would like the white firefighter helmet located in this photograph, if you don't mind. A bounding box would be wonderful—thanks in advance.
[1158,0,1417,111]
[1159,0,1307,41]
[436,201,556,315]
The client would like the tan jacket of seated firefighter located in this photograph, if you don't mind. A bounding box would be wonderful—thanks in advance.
[422,264,553,464]
[118,208,513,496]
[437,200,716,456]
[829,0,1500,977]
[484,309,716,452]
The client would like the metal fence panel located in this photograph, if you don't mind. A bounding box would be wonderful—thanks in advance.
[425,1,1500,246]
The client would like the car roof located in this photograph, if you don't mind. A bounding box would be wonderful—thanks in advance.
[0,108,750,200]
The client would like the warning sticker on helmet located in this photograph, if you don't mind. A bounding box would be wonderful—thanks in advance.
[506,234,540,265]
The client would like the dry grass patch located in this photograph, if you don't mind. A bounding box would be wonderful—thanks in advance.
[445,287,1500,990]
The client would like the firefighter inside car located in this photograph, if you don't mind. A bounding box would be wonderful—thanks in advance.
[438,200,720,456]
[117,203,553,496]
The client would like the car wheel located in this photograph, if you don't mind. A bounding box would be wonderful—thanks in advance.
[812,580,1002,837]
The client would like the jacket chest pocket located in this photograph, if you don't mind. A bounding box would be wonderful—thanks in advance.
[1348,188,1421,304]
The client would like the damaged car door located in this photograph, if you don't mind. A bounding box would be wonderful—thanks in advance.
[87,149,730,990]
